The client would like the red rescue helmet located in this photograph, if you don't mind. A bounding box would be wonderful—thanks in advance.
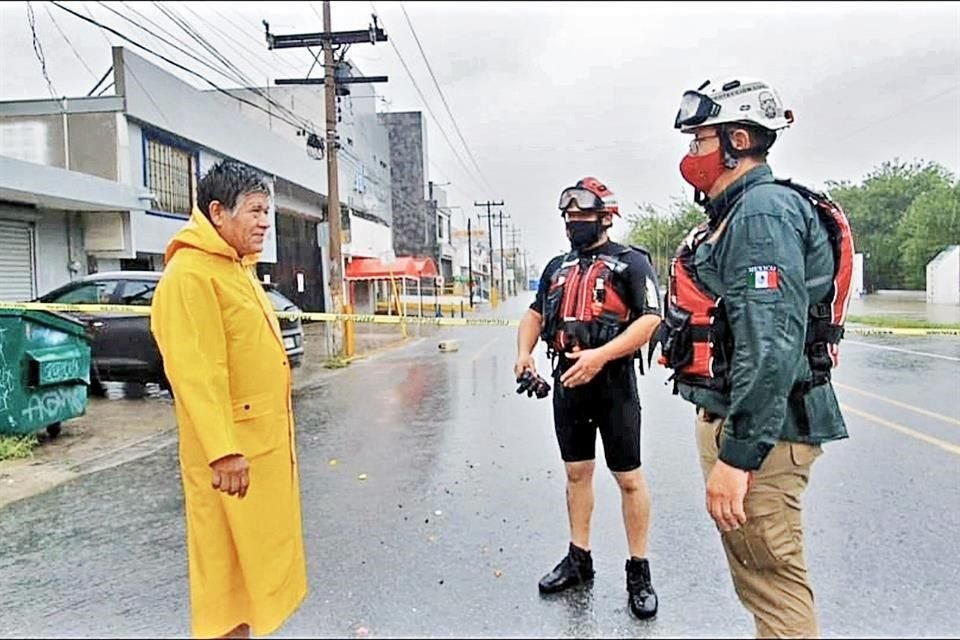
[558,177,619,216]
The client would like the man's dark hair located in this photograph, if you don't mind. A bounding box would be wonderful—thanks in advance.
[721,123,778,160]
[197,160,271,219]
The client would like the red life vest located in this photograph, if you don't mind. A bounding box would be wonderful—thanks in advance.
[656,180,855,392]
[540,246,642,357]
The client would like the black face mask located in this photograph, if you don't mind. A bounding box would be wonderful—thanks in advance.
[566,220,603,251]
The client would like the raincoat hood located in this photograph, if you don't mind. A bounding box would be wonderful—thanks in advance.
[165,208,261,268]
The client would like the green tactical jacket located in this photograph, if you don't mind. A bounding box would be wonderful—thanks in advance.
[678,164,848,471]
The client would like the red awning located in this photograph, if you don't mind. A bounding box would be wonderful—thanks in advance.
[346,256,439,280]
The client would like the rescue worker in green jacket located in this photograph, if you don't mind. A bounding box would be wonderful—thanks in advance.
[656,77,854,638]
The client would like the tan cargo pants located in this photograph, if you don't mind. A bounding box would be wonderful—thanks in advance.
[696,409,823,639]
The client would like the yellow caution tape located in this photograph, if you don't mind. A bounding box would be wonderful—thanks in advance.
[845,327,960,337]
[2,301,959,335]
[0,301,520,328]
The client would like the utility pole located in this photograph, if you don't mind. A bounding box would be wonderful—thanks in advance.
[507,226,522,297]
[264,3,387,359]
[467,217,474,308]
[474,200,503,306]
[493,210,512,301]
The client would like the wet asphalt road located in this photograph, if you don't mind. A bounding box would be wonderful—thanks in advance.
[1,297,959,638]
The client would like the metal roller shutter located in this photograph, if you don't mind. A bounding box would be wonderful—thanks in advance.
[0,219,35,301]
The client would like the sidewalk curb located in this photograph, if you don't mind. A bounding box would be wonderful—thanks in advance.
[1,335,423,511]
[68,428,177,476]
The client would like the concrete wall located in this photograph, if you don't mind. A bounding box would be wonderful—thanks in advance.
[34,210,85,297]
[927,245,960,305]
[0,108,119,180]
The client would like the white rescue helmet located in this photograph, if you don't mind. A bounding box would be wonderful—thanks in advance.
[674,77,794,133]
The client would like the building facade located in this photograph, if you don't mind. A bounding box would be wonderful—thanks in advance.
[0,47,396,315]
[381,111,435,262]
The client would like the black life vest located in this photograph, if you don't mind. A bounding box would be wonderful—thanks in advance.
[655,180,855,393]
[540,245,648,362]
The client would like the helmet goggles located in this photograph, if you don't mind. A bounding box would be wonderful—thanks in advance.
[558,187,606,212]
[674,90,722,129]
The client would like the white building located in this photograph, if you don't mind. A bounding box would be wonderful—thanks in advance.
[0,153,149,301]
[452,227,491,302]
[0,47,394,314]
[927,245,960,305]
[852,252,866,298]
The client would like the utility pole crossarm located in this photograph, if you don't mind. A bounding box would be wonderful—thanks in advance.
[275,76,388,86]
[262,2,389,359]
[264,19,387,49]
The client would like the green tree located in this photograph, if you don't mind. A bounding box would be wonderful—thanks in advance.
[896,180,960,288]
[624,198,704,283]
[827,160,955,290]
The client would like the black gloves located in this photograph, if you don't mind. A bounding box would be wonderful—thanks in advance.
[516,370,551,399]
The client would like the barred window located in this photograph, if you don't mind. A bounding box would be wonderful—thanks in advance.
[146,137,195,217]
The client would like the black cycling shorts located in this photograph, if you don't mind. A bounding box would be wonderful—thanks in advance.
[551,359,642,472]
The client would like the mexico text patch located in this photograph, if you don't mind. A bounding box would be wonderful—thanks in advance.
[748,265,779,289]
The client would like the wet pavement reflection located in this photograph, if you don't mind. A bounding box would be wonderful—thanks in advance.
[1,296,958,638]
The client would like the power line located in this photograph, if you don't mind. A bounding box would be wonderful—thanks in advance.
[50,1,311,133]
[82,1,114,47]
[310,2,324,24]
[94,0,312,132]
[208,5,314,78]
[42,2,99,82]
[90,0,320,133]
[95,1,246,87]
[116,2,234,74]
[172,4,330,133]
[26,1,59,100]
[369,1,486,195]
[176,4,331,135]
[177,3,280,84]
[399,2,494,194]
[88,2,170,123]
[148,1,316,132]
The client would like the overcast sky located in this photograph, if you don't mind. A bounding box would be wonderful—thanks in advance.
[1,1,958,272]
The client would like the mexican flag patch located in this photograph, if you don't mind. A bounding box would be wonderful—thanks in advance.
[748,266,779,289]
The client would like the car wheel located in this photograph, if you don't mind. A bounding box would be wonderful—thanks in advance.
[46,423,63,438]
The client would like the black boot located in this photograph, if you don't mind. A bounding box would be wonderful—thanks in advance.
[538,543,595,594]
[625,557,658,620]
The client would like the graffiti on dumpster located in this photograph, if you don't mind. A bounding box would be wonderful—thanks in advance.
[0,327,15,415]
[41,359,83,384]
[19,386,86,425]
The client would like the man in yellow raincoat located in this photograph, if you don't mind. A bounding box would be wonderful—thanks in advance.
[151,160,307,638]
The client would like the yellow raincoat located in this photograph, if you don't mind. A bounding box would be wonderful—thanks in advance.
[150,210,307,638]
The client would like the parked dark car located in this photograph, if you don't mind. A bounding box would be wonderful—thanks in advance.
[36,271,305,394]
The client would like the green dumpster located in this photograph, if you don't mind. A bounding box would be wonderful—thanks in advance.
[0,309,91,437]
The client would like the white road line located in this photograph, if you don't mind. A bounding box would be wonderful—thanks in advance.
[841,404,960,457]
[844,339,960,362]
[834,382,960,427]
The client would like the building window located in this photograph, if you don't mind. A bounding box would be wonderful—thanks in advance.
[145,136,196,217]
[437,213,449,242]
